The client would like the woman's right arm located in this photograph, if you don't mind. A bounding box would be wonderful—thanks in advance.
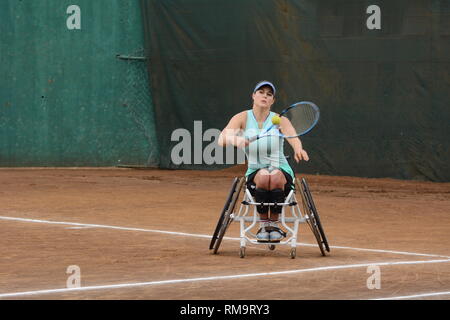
[218,112,249,148]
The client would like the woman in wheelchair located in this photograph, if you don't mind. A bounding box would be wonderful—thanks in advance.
[218,81,309,242]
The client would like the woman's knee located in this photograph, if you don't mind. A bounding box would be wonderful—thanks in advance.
[269,170,287,189]
[254,169,270,189]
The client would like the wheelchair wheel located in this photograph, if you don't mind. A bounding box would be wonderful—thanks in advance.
[296,178,330,256]
[211,177,245,254]
[209,177,239,250]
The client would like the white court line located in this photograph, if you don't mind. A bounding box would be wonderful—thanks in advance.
[1,215,449,259]
[0,216,213,239]
[373,291,450,300]
[1,259,449,299]
[66,226,96,230]
[324,244,450,259]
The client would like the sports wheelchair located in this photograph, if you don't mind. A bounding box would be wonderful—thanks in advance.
[209,176,330,259]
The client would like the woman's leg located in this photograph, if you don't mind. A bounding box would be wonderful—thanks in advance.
[252,169,271,241]
[266,170,287,222]
[253,169,271,220]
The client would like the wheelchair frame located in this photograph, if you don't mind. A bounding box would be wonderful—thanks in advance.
[210,176,330,259]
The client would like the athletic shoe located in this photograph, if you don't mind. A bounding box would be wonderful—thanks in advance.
[269,229,285,242]
[267,221,286,242]
[256,228,270,242]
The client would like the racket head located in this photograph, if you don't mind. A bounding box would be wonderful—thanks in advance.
[279,101,320,138]
[247,101,319,142]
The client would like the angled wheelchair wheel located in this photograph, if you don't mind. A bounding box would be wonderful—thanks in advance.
[209,177,239,250]
[296,177,330,256]
[211,177,245,254]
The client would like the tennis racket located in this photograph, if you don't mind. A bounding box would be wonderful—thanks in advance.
[247,101,320,142]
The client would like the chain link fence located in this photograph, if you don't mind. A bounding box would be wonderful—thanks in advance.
[116,0,159,168]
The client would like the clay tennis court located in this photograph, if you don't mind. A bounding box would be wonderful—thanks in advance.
[0,167,449,300]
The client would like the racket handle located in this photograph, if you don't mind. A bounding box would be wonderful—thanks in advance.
[247,135,258,143]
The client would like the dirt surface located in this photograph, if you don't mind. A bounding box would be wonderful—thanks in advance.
[0,166,449,300]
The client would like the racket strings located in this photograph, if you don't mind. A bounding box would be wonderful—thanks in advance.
[286,104,318,136]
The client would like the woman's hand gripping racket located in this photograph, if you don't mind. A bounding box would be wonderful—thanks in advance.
[247,101,320,143]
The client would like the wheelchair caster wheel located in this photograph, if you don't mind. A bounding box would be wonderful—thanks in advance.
[290,247,296,259]
[268,244,276,251]
[239,247,246,258]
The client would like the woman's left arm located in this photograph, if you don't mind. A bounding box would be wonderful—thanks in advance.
[279,117,309,163]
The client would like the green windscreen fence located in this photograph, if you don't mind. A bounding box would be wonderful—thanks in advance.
[141,0,450,181]
[0,0,159,167]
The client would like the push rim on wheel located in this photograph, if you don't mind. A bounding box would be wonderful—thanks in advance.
[296,178,330,256]
[298,179,326,256]
[209,177,240,250]
[301,178,330,253]
[212,177,245,254]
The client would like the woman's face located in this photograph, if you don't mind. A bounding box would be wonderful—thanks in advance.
[252,86,275,109]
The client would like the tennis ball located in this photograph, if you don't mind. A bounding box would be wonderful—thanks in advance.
[271,115,281,125]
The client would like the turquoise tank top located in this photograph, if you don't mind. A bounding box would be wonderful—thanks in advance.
[244,110,294,180]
